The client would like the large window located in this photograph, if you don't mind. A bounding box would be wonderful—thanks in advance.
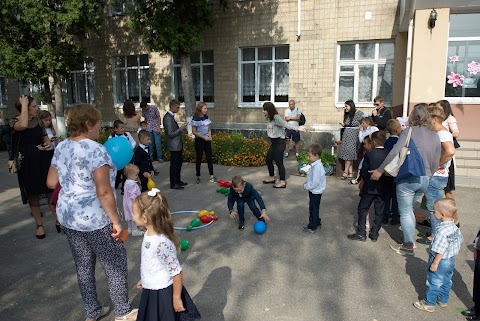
[20,82,48,107]
[65,59,95,106]
[336,42,394,107]
[173,50,214,104]
[110,0,132,16]
[238,45,289,107]
[112,54,150,105]
[445,13,480,101]
[0,76,6,107]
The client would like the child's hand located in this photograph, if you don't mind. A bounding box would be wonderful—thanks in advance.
[429,262,438,272]
[298,125,307,132]
[229,211,237,219]
[260,210,270,222]
[173,297,186,312]
[136,280,143,289]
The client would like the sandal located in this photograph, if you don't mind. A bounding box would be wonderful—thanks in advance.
[36,224,45,239]
[340,172,349,180]
[263,180,275,184]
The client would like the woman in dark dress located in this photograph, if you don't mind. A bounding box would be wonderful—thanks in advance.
[11,95,52,239]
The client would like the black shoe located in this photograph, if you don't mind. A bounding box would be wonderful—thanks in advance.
[55,222,62,233]
[347,233,366,241]
[368,234,378,242]
[416,237,431,245]
[302,227,316,234]
[418,219,431,227]
[391,218,401,225]
[462,307,476,317]
[238,221,245,230]
[36,224,46,239]
[180,181,188,186]
[456,222,461,229]
[171,184,184,190]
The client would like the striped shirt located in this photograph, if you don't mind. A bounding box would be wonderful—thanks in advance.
[430,220,463,259]
[267,114,299,139]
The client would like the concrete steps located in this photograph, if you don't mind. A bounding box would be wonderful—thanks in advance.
[455,141,480,188]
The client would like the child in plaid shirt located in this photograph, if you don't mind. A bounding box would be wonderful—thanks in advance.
[413,198,463,313]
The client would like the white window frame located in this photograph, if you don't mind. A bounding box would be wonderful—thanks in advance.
[112,54,150,107]
[19,82,48,108]
[443,14,480,104]
[238,46,290,108]
[64,60,95,106]
[335,42,394,108]
[0,75,6,108]
[172,50,215,108]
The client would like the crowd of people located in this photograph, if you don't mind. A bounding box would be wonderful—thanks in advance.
[3,93,477,320]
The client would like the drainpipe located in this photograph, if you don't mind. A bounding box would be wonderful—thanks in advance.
[403,18,414,118]
[296,0,301,41]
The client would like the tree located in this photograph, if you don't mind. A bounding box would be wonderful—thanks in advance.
[0,0,105,136]
[128,0,227,118]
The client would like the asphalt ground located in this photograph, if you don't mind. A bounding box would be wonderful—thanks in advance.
[0,150,479,321]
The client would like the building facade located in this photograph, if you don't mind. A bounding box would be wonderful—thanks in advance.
[1,0,479,141]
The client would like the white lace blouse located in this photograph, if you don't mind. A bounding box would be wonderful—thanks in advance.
[141,233,182,290]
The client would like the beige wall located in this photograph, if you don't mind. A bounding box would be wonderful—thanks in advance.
[409,8,450,103]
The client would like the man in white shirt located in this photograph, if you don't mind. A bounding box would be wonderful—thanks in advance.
[284,99,302,158]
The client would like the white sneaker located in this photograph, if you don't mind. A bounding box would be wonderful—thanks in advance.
[131,229,145,236]
[295,153,299,157]
[283,153,288,158]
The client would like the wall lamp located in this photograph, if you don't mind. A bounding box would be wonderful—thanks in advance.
[428,9,437,29]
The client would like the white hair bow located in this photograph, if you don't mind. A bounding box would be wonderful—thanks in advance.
[147,188,160,196]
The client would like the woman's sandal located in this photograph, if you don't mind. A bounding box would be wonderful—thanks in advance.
[36,224,45,239]
[340,172,349,180]
[55,222,62,233]
[262,180,275,184]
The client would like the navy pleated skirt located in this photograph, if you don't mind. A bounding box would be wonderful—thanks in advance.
[137,285,201,321]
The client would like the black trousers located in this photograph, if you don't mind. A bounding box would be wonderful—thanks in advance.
[474,249,480,315]
[169,150,183,187]
[235,197,265,223]
[194,138,213,177]
[266,138,286,180]
[308,192,322,230]
[115,170,125,191]
[356,193,385,238]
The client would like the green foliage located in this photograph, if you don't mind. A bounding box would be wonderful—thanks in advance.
[160,131,269,167]
[0,0,105,83]
[297,151,337,167]
[127,0,227,56]
[96,128,112,145]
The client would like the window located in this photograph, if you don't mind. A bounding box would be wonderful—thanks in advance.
[173,50,214,104]
[65,59,95,106]
[112,54,150,105]
[0,76,6,107]
[445,13,480,101]
[239,46,289,106]
[19,82,48,107]
[336,42,394,107]
[110,0,132,16]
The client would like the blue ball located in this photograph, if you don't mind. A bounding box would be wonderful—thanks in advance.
[253,221,267,234]
[104,137,133,170]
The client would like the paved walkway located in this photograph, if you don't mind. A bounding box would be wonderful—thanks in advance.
[0,150,478,321]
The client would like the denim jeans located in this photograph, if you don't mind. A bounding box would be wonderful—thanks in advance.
[425,175,448,235]
[396,175,429,246]
[149,130,162,160]
[308,192,322,230]
[425,254,455,306]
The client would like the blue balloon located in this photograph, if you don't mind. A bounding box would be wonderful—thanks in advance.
[104,137,133,170]
[253,221,267,235]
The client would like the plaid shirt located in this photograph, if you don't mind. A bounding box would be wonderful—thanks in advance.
[142,105,160,132]
[430,220,464,259]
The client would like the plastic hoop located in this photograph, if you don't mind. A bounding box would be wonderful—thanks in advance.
[171,210,214,230]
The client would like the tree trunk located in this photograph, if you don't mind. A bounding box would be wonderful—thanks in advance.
[53,73,66,137]
[180,55,195,119]
[42,77,54,117]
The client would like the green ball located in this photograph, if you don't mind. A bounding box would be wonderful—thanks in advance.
[180,239,190,251]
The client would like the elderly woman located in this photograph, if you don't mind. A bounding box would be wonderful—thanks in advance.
[371,104,441,256]
[46,104,137,321]
[11,95,52,239]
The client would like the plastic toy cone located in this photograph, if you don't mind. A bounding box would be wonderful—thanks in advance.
[147,177,156,190]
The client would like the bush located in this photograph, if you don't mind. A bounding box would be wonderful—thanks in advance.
[160,131,269,167]
[296,151,336,167]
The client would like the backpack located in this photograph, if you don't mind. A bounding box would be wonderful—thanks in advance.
[299,112,306,126]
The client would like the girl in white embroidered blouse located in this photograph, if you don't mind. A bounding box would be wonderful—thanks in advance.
[133,190,201,321]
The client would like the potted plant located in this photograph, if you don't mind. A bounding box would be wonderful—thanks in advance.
[296,151,336,176]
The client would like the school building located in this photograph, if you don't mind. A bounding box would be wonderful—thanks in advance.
[1,0,480,184]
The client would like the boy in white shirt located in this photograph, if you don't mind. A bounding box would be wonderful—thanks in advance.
[303,144,326,233]
[108,120,136,193]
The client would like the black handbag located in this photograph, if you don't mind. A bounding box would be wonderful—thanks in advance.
[453,137,461,149]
